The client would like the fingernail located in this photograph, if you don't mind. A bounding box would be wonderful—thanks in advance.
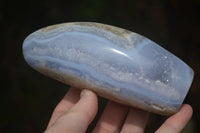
[80,89,91,98]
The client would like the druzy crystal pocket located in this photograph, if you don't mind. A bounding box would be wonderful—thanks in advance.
[23,22,194,115]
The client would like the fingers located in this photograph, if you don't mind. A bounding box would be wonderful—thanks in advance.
[46,87,192,133]
[47,88,81,128]
[92,101,128,133]
[120,108,149,133]
[156,104,193,133]
[45,89,98,133]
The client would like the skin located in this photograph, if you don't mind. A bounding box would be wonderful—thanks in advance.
[44,88,193,133]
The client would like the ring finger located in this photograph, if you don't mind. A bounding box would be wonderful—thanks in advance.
[120,108,149,133]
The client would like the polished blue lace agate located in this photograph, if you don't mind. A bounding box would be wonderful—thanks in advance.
[23,22,194,115]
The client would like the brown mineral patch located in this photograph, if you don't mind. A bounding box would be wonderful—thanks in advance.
[40,23,67,32]
[68,22,132,38]
[40,22,132,38]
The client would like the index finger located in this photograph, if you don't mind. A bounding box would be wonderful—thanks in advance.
[47,88,81,128]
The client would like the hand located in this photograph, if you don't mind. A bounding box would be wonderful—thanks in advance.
[44,88,193,133]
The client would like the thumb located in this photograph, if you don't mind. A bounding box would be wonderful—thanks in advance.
[45,89,98,133]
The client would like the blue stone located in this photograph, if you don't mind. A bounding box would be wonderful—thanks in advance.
[23,22,194,115]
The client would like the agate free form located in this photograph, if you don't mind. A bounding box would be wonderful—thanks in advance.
[23,22,194,115]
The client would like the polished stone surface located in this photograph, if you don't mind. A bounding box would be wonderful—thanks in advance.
[23,22,194,115]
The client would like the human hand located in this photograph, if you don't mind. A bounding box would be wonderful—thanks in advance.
[44,88,193,133]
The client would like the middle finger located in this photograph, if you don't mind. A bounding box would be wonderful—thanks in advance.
[92,101,128,133]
